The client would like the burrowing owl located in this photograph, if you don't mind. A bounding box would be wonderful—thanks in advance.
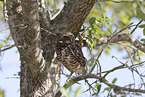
[56,32,87,74]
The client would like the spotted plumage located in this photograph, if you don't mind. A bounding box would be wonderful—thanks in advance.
[56,32,87,74]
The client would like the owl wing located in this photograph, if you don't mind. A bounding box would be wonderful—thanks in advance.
[68,42,86,66]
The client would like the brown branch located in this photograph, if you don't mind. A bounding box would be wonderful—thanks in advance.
[76,33,145,53]
[96,34,145,53]
[7,1,52,96]
[103,64,126,78]
[94,22,145,52]
[102,61,145,78]
[39,7,50,30]
[50,0,96,35]
[21,0,46,75]
[88,24,133,74]
[55,74,145,97]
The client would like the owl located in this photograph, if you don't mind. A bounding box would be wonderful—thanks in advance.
[56,32,87,74]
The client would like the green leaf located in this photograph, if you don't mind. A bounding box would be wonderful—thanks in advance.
[88,29,92,38]
[96,17,103,23]
[105,50,110,56]
[74,86,81,97]
[106,17,112,20]
[60,87,70,97]
[98,3,104,13]
[134,93,141,95]
[141,38,145,41]
[88,38,95,49]
[97,84,101,93]
[136,8,145,21]
[112,78,117,84]
[0,89,5,97]
[104,87,111,91]
[89,17,96,25]
[139,24,145,28]
[104,46,111,56]
[98,3,106,18]
[92,93,98,96]
[0,0,12,7]
[92,25,102,34]
[94,83,101,91]
[3,40,8,44]
[143,28,145,35]
[107,22,113,34]
[93,32,100,39]
[0,43,3,47]
[110,93,114,97]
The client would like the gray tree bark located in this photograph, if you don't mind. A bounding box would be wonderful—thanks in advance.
[7,0,96,96]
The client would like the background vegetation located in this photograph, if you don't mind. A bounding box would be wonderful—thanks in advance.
[0,0,145,97]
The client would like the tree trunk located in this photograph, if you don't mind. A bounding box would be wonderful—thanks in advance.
[7,0,96,96]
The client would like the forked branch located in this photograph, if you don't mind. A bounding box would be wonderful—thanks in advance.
[55,74,145,97]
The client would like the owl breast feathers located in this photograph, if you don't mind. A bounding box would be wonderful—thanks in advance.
[56,32,87,74]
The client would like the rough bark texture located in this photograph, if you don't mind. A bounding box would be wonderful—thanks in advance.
[7,0,96,97]
[50,0,96,35]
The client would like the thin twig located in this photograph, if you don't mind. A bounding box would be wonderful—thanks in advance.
[85,79,97,93]
[102,59,145,78]
[89,23,134,74]
[124,83,145,88]
[54,74,145,97]
[130,20,143,34]
[103,64,126,78]
[0,44,15,51]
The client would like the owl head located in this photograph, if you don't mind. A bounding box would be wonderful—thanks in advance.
[58,32,75,44]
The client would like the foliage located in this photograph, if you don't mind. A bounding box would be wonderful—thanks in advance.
[0,88,4,97]
[66,2,145,97]
[0,0,145,97]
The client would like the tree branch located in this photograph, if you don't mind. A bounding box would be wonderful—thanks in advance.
[130,20,143,34]
[102,60,145,78]
[55,74,145,97]
[39,6,50,30]
[96,34,145,53]
[103,64,126,78]
[76,33,145,53]
[50,0,96,35]
[7,0,52,96]
[0,44,15,51]
[20,0,46,75]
